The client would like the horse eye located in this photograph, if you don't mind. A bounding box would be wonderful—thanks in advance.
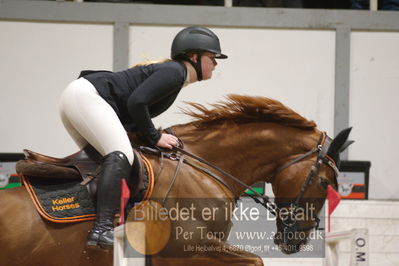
[319,177,329,190]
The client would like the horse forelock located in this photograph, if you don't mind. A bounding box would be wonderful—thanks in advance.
[182,94,317,130]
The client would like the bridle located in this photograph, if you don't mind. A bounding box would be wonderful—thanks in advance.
[138,130,339,233]
[272,132,339,233]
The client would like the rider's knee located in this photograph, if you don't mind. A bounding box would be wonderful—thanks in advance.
[107,149,134,166]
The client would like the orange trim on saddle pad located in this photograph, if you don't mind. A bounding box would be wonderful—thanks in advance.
[20,174,96,223]
[141,155,155,201]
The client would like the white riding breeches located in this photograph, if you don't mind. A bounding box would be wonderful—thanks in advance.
[59,78,134,165]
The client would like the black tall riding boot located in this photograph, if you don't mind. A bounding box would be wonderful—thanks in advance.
[86,151,131,248]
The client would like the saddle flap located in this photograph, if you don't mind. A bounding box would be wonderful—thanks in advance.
[127,149,145,198]
[121,149,155,204]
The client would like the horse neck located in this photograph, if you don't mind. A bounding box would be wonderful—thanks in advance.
[172,122,320,196]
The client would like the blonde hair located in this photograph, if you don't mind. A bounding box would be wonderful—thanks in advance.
[132,58,172,67]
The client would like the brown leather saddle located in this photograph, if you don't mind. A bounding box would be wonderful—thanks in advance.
[16,145,146,200]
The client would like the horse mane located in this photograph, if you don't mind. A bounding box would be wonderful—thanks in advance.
[182,94,317,130]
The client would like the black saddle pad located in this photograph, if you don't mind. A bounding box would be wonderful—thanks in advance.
[20,154,155,223]
[21,175,96,223]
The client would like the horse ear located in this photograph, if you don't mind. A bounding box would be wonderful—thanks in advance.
[327,127,353,158]
[340,140,355,153]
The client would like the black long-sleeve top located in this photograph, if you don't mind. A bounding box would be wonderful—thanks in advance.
[80,61,187,146]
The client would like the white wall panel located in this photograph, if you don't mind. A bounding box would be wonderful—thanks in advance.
[0,21,113,157]
[129,26,336,136]
[349,31,399,199]
[329,200,399,266]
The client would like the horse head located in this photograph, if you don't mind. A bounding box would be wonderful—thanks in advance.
[271,127,352,254]
[175,95,353,255]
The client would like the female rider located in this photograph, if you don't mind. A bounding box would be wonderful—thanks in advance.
[58,26,228,248]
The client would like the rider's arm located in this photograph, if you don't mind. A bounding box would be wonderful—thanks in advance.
[126,66,183,146]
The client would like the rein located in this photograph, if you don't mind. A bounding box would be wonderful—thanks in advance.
[137,144,275,213]
[138,129,340,233]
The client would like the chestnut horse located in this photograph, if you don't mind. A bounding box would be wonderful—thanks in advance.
[0,95,351,266]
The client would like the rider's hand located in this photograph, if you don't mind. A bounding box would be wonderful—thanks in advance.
[156,133,179,149]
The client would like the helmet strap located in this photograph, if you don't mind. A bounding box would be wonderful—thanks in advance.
[192,54,203,82]
[180,53,203,81]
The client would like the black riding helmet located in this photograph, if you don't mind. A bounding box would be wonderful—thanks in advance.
[171,26,228,81]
